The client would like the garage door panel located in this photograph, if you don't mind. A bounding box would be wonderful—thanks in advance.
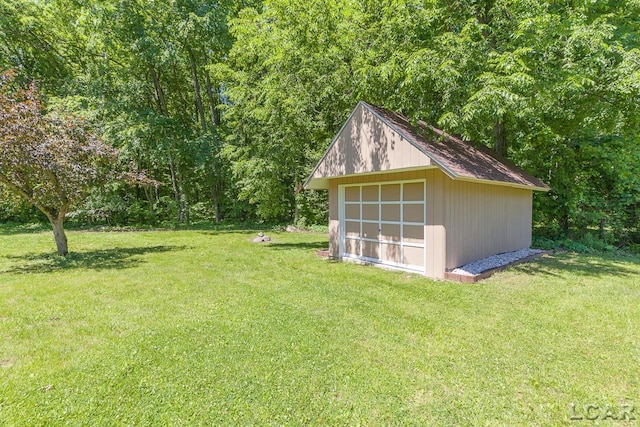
[381,223,400,242]
[362,222,379,239]
[345,187,360,202]
[381,243,401,263]
[344,238,360,256]
[403,182,424,201]
[362,240,379,259]
[404,204,424,223]
[362,204,378,221]
[381,204,400,222]
[381,184,400,201]
[345,221,360,237]
[345,204,360,220]
[403,246,424,267]
[403,225,424,244]
[362,185,379,202]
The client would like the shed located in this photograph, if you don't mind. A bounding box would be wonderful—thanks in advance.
[304,101,549,279]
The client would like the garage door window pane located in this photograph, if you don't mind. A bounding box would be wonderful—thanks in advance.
[362,204,379,221]
[381,223,400,242]
[403,246,424,267]
[362,222,379,239]
[345,221,360,237]
[345,204,360,220]
[403,225,424,244]
[362,185,379,202]
[345,187,360,202]
[362,240,379,259]
[381,204,400,221]
[344,238,360,256]
[403,204,424,223]
[381,184,400,201]
[403,182,424,201]
[381,243,401,263]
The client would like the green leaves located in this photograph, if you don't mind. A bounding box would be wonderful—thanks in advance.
[219,0,360,221]
[218,0,640,240]
[0,0,638,243]
[0,71,121,253]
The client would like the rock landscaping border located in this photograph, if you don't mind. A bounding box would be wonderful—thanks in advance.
[445,249,550,283]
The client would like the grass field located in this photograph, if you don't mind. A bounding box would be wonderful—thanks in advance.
[1,226,639,425]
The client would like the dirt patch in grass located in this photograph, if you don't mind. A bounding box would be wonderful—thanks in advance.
[1,358,15,368]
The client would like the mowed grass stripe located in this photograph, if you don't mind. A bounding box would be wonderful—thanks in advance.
[0,228,638,425]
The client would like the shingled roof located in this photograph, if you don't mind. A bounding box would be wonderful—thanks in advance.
[305,101,549,191]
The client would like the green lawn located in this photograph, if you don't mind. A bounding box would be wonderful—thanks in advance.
[0,227,638,425]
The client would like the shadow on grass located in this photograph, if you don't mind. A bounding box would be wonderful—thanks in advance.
[2,245,187,274]
[510,252,640,278]
[267,240,328,251]
[0,221,274,236]
[198,230,259,236]
[0,223,50,235]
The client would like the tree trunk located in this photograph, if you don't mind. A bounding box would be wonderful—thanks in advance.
[178,170,189,224]
[171,59,188,108]
[493,117,507,156]
[204,67,219,127]
[560,213,570,236]
[168,151,189,223]
[293,181,303,225]
[167,152,182,219]
[211,174,222,222]
[49,214,68,256]
[150,66,169,116]
[187,47,207,133]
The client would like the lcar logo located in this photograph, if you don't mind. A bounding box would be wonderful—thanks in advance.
[569,403,635,421]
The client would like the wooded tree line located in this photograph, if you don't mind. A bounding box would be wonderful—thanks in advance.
[1,0,639,246]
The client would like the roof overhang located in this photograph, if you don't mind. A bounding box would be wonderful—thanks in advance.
[304,101,550,192]
[454,176,550,192]
[306,169,550,192]
[305,166,439,190]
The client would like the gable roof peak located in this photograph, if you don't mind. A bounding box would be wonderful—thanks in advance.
[305,101,549,192]
[359,102,549,191]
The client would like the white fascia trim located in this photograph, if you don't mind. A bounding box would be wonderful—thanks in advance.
[453,176,550,192]
[308,166,438,189]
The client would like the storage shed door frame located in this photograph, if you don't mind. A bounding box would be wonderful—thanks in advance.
[338,179,426,273]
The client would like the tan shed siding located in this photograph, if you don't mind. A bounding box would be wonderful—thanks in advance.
[425,169,446,278]
[329,168,532,278]
[329,179,339,258]
[445,180,533,269]
[312,104,430,179]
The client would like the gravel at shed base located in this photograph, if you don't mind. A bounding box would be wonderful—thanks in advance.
[451,248,545,276]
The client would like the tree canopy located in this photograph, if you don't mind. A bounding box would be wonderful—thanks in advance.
[0,0,639,248]
[0,71,117,254]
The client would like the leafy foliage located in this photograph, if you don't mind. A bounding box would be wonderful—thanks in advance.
[0,0,639,247]
[220,0,640,242]
[0,70,117,254]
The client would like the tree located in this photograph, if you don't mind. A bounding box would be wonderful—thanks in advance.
[0,71,117,255]
[0,0,246,226]
[1,0,638,246]
[216,1,361,222]
[220,0,639,241]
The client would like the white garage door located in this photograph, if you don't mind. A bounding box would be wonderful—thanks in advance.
[339,180,426,272]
